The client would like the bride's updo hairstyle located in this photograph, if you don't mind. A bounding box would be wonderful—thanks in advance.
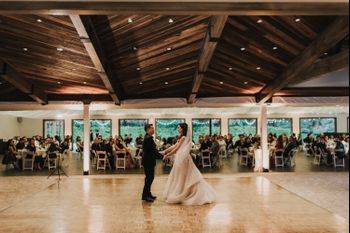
[179,123,188,137]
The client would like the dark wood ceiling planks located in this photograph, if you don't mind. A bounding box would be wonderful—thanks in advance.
[0,12,348,103]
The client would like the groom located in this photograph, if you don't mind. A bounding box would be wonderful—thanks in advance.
[142,124,163,202]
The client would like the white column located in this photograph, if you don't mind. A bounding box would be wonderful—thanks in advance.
[83,103,90,175]
[259,104,269,170]
[186,117,192,138]
[221,116,228,136]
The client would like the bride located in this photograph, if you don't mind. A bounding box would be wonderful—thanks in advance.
[162,123,216,205]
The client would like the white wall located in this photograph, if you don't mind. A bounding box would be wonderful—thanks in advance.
[0,115,20,140]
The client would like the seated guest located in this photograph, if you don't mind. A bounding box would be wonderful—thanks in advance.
[16,137,26,150]
[315,136,332,165]
[341,136,349,155]
[91,137,102,152]
[225,134,234,150]
[47,142,59,153]
[274,135,285,159]
[53,135,61,145]
[60,139,70,154]
[135,134,143,148]
[76,136,83,152]
[283,135,298,162]
[210,135,220,167]
[124,134,133,146]
[334,139,346,159]
[233,134,245,150]
[115,138,134,169]
[218,135,226,150]
[26,138,42,169]
[103,139,115,168]
[2,139,18,169]
[200,135,212,151]
[26,138,36,154]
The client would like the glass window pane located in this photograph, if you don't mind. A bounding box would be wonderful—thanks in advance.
[300,118,336,138]
[192,119,221,143]
[228,118,257,139]
[90,120,111,139]
[119,119,148,144]
[267,118,293,137]
[156,119,185,139]
[71,119,111,150]
[44,120,64,142]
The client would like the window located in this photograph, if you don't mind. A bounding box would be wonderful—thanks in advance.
[119,119,148,144]
[155,119,185,139]
[71,119,112,148]
[228,118,257,138]
[192,118,221,143]
[43,120,65,141]
[267,118,293,137]
[300,117,336,139]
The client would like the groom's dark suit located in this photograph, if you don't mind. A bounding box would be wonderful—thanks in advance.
[142,133,163,199]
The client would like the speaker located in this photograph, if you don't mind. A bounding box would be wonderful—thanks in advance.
[17,117,23,123]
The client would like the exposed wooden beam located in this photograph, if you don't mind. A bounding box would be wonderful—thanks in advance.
[69,15,122,105]
[257,16,349,103]
[275,87,349,97]
[188,16,227,104]
[0,2,348,15]
[47,94,112,102]
[0,61,47,104]
[290,48,349,85]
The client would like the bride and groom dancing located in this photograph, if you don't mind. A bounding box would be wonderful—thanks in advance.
[141,123,216,205]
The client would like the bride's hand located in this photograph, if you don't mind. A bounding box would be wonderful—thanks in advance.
[163,154,168,161]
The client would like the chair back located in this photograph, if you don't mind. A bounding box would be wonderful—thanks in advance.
[289,148,297,157]
[48,151,58,159]
[25,150,34,159]
[96,150,106,159]
[240,148,249,156]
[137,149,143,157]
[116,150,126,158]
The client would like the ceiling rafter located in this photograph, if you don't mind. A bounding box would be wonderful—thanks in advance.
[0,61,47,104]
[188,15,228,104]
[69,14,123,105]
[257,16,349,103]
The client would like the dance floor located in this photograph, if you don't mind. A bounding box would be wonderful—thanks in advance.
[0,174,348,233]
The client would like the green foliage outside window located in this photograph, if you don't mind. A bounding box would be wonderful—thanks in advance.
[44,120,64,141]
[119,119,148,144]
[228,118,257,139]
[192,119,221,143]
[267,118,292,137]
[156,119,185,139]
[300,118,336,138]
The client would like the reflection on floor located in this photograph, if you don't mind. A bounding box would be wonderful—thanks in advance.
[0,174,348,233]
[0,151,348,177]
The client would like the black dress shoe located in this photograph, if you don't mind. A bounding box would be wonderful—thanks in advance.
[142,197,154,202]
[150,195,157,200]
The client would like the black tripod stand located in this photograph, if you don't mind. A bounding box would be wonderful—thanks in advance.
[47,152,68,186]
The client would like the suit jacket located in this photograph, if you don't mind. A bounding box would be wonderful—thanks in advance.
[142,133,162,167]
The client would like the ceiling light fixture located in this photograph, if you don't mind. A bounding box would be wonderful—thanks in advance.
[83,82,87,84]
[37,19,42,23]
[256,67,261,70]
[57,48,64,52]
[244,81,248,85]
[240,47,246,51]
[133,46,137,51]
[165,67,170,71]
[165,82,169,85]
[273,46,278,50]
[257,19,263,23]
[220,81,224,84]
[23,48,28,52]
[295,18,301,22]
[228,67,233,71]
[166,47,172,51]
[136,67,141,71]
[139,82,143,85]
[128,18,133,23]
[168,18,174,23]
[57,81,61,84]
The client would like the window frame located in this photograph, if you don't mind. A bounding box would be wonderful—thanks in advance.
[267,117,293,136]
[43,119,65,139]
[299,117,337,137]
[155,118,186,139]
[227,118,258,137]
[118,118,149,138]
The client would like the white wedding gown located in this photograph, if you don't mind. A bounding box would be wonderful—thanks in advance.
[163,136,216,205]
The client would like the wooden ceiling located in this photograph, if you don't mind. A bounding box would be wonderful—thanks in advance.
[0,2,348,105]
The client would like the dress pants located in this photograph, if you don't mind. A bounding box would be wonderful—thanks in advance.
[142,164,155,198]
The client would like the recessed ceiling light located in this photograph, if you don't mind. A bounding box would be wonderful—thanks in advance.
[132,46,137,51]
[127,18,133,23]
[139,82,143,85]
[0,82,2,85]
[273,46,278,50]
[256,67,261,70]
[72,68,76,71]
[166,47,172,51]
[295,18,301,22]
[240,47,246,51]
[165,67,170,71]
[228,67,233,71]
[220,81,224,84]
[244,81,248,85]
[136,67,141,71]
[168,18,174,23]
[324,52,328,55]
[36,19,42,23]
[165,82,169,85]
[57,81,61,84]
[257,19,263,24]
[22,48,28,52]
[57,48,64,52]
[83,82,87,85]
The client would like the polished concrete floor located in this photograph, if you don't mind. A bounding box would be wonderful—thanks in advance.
[0,173,348,233]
